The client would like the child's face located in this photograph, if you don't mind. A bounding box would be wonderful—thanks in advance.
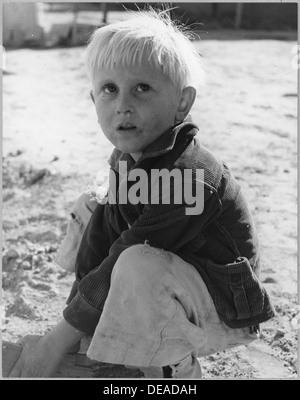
[91,61,183,157]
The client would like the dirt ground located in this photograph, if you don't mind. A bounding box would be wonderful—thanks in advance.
[2,27,298,379]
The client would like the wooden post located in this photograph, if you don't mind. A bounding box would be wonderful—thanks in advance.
[101,2,108,24]
[71,3,79,45]
[2,341,95,378]
[234,3,243,30]
[212,3,219,21]
[2,340,142,378]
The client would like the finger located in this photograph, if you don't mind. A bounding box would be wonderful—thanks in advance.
[17,338,25,348]
[17,335,31,348]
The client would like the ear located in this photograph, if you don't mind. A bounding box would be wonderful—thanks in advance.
[90,90,95,104]
[175,86,196,122]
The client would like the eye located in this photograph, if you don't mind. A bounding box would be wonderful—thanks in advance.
[103,84,117,94]
[136,83,150,93]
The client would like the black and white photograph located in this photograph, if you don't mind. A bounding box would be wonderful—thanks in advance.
[2,1,298,381]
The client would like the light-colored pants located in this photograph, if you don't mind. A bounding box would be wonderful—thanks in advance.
[56,194,258,371]
[86,244,257,368]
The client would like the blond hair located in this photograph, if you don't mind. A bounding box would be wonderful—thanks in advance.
[86,9,205,91]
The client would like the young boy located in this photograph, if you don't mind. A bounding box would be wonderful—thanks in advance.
[10,10,275,379]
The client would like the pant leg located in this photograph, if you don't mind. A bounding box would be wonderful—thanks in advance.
[55,192,97,272]
[87,244,257,368]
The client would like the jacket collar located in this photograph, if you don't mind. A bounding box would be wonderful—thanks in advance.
[108,118,199,172]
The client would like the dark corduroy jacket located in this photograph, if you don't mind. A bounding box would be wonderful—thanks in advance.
[63,121,275,334]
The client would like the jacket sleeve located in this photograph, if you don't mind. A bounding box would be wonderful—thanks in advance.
[63,186,221,335]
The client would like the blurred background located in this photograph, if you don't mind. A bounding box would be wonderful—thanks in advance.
[3,2,297,50]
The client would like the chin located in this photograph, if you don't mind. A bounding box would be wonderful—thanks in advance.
[116,144,144,154]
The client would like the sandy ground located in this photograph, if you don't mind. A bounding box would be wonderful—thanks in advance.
[2,31,298,379]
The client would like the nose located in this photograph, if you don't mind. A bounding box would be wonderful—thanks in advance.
[117,91,134,115]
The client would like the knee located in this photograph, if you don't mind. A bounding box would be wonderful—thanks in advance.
[113,244,170,278]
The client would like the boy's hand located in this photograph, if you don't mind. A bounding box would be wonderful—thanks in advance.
[9,319,86,378]
[8,335,63,378]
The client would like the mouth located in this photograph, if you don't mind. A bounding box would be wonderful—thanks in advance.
[117,122,137,131]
